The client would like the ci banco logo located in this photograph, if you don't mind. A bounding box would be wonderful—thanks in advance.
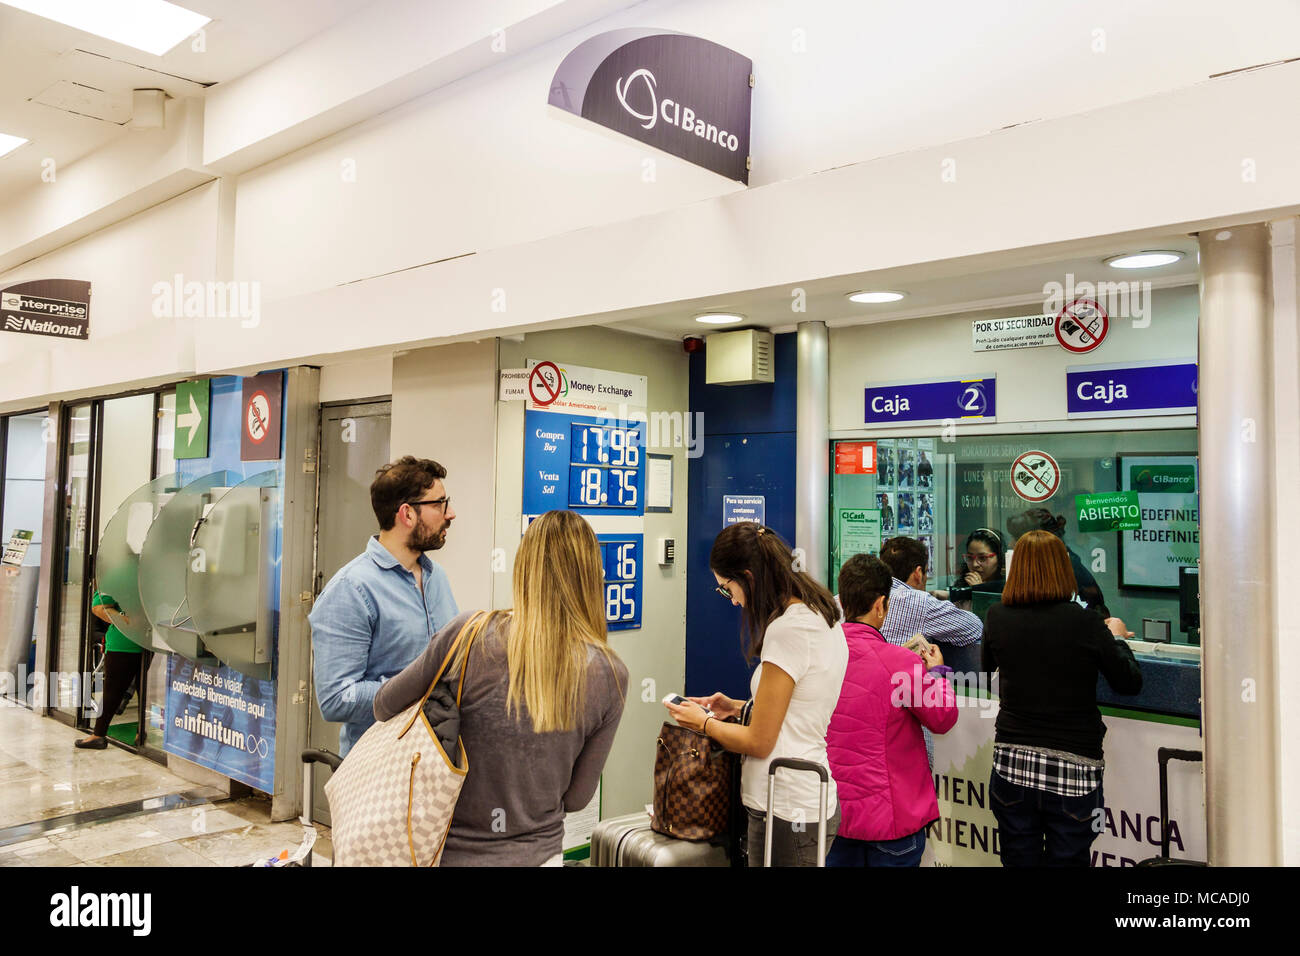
[616,68,658,129]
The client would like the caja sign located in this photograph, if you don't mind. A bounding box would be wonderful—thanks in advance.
[549,28,753,184]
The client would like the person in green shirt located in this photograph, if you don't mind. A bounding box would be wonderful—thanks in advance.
[75,590,143,750]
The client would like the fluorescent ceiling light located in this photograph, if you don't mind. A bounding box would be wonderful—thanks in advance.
[695,313,745,325]
[0,133,29,157]
[847,290,905,304]
[2,0,211,56]
[1104,251,1183,269]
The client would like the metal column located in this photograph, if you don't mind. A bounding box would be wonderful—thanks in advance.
[1197,223,1281,865]
[796,321,829,585]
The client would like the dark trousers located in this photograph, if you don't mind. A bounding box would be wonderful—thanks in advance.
[745,806,840,867]
[826,827,927,867]
[93,651,140,738]
[990,770,1103,866]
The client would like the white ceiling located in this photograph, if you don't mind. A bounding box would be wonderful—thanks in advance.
[0,0,373,199]
[605,235,1201,339]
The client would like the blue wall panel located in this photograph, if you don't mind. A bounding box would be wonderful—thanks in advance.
[685,333,798,699]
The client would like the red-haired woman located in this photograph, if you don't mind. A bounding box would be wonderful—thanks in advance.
[982,530,1142,866]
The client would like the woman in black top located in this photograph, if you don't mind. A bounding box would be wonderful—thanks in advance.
[981,530,1142,866]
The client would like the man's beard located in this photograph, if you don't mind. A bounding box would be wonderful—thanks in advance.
[410,524,447,552]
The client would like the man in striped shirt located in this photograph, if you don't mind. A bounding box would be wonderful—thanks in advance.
[878,536,983,768]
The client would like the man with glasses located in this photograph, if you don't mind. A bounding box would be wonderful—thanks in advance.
[309,456,459,755]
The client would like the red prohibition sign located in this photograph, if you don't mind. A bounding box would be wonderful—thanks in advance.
[1010,450,1060,503]
[528,362,563,407]
[1055,298,1109,353]
[246,390,271,444]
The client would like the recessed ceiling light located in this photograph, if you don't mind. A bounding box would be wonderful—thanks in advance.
[0,133,28,158]
[847,291,905,304]
[695,313,745,325]
[1,0,211,57]
[1104,251,1183,269]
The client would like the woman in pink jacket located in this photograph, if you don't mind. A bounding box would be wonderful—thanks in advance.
[826,553,958,866]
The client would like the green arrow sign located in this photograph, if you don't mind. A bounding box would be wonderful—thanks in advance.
[1076,490,1142,532]
[174,380,210,459]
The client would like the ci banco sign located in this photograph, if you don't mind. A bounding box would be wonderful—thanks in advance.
[549,28,753,184]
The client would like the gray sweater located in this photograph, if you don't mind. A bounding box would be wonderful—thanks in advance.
[373,610,629,866]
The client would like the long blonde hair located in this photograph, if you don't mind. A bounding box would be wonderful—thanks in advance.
[501,510,619,733]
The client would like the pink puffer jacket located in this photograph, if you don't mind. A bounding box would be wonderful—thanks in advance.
[826,621,958,842]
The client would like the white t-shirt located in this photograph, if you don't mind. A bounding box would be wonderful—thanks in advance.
[740,603,849,822]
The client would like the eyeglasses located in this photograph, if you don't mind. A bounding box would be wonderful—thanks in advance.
[407,496,451,512]
[965,552,997,563]
[714,580,734,599]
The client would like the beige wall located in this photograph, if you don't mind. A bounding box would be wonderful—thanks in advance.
[829,285,1200,434]
[390,340,498,612]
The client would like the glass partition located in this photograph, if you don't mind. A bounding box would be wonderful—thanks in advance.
[187,469,279,680]
[138,470,239,662]
[94,472,181,651]
[831,428,1198,643]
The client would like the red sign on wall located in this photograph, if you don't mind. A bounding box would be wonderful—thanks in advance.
[835,441,877,475]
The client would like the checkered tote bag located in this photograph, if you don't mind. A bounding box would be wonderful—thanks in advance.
[650,723,732,841]
[325,611,489,866]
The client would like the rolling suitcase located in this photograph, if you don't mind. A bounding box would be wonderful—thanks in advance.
[1137,747,1205,867]
[764,758,830,867]
[591,812,728,867]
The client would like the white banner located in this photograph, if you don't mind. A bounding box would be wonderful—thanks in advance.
[923,697,1206,867]
[971,314,1056,352]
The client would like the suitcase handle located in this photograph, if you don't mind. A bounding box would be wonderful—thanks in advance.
[764,759,830,867]
[300,749,342,867]
[1156,748,1202,860]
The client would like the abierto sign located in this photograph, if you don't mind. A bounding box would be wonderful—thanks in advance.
[549,29,753,184]
[1,279,91,340]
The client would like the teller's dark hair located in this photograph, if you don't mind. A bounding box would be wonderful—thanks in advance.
[710,522,839,661]
[370,456,447,530]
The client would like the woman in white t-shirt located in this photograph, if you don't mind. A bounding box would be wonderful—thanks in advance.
[665,522,848,866]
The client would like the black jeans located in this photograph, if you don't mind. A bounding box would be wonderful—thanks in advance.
[990,770,1102,866]
[93,650,141,738]
[745,806,840,867]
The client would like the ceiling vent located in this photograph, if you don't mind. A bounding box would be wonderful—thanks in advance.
[705,329,774,385]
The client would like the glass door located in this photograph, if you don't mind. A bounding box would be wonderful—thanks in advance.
[49,402,96,721]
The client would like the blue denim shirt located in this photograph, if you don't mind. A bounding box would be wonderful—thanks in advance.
[308,536,458,755]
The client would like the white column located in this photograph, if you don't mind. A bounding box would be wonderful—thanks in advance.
[1197,223,1281,865]
[1268,217,1300,865]
[796,322,829,585]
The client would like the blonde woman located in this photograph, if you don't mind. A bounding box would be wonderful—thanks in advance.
[374,509,629,866]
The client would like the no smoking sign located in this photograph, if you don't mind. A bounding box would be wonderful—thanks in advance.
[1010,450,1061,502]
[240,371,283,462]
[528,361,564,407]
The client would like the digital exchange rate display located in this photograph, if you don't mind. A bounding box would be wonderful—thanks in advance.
[523,409,646,631]
[523,410,647,517]
[599,534,642,631]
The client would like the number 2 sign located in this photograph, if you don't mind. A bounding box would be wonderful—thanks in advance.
[864,376,997,427]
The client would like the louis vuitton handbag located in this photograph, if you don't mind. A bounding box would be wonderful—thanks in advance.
[325,611,489,866]
[650,721,733,842]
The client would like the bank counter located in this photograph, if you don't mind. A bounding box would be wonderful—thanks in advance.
[929,610,1204,868]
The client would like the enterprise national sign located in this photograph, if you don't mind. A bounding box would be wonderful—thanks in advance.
[0,279,92,340]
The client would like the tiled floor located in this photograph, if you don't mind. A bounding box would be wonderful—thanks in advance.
[0,705,332,867]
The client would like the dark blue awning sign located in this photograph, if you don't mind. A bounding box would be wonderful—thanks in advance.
[863,376,997,426]
[1066,360,1197,419]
